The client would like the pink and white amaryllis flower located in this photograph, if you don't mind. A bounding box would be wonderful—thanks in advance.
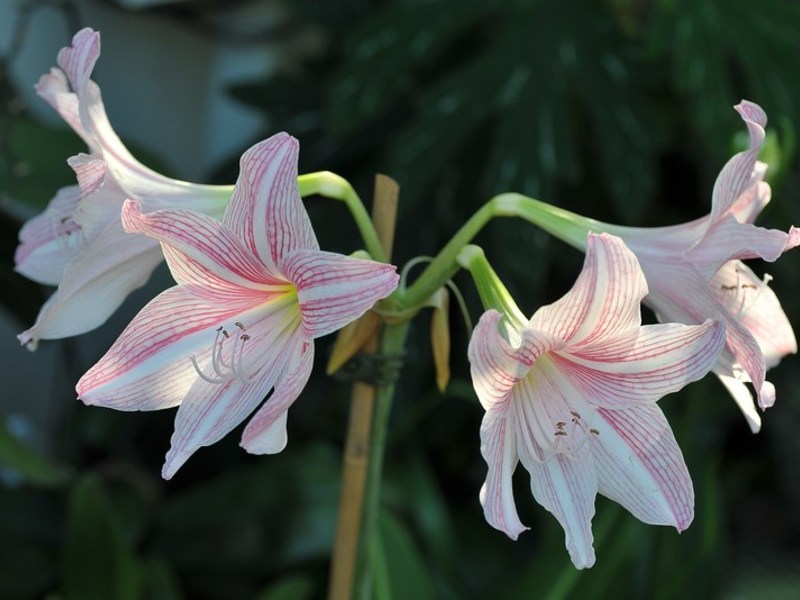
[469,233,725,569]
[15,28,231,347]
[595,101,798,432]
[76,132,399,479]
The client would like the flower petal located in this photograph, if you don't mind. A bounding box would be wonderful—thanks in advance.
[223,133,318,268]
[15,186,83,285]
[557,319,725,410]
[644,261,771,411]
[710,261,797,368]
[280,249,399,338]
[478,406,528,539]
[76,286,259,409]
[716,374,761,433]
[468,310,556,410]
[531,233,646,346]
[690,216,800,280]
[18,220,162,346]
[121,199,282,295]
[710,101,767,221]
[162,365,284,479]
[593,404,693,530]
[35,68,91,147]
[521,450,597,569]
[240,340,315,454]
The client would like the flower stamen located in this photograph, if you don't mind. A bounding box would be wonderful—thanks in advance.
[191,323,255,384]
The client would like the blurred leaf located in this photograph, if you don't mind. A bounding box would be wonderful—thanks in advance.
[327,0,494,134]
[63,476,141,600]
[2,117,84,211]
[0,419,70,487]
[256,573,316,600]
[373,510,436,600]
[143,556,183,600]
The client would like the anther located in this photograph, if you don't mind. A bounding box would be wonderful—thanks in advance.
[589,428,600,435]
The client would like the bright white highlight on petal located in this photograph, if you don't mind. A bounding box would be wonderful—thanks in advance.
[468,233,725,569]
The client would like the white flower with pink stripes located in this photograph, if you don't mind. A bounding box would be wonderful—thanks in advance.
[15,28,231,347]
[468,233,725,568]
[76,133,399,479]
[604,102,799,432]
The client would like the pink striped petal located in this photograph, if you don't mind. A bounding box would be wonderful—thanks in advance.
[468,310,557,410]
[68,153,106,199]
[240,340,315,454]
[15,186,82,285]
[162,373,278,479]
[18,221,162,346]
[35,69,91,147]
[76,287,247,408]
[478,406,527,539]
[711,261,797,369]
[224,134,318,268]
[522,449,597,569]
[728,175,770,225]
[531,233,646,346]
[121,200,283,295]
[56,27,99,95]
[710,101,767,221]
[161,326,304,478]
[593,405,693,530]
[280,249,399,338]
[690,216,800,280]
[558,320,725,410]
[644,261,770,410]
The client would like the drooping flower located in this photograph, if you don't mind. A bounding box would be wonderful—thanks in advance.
[76,132,399,479]
[468,233,725,569]
[599,102,798,432]
[506,101,798,432]
[15,28,232,347]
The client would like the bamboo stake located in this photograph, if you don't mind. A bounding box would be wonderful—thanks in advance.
[328,175,399,600]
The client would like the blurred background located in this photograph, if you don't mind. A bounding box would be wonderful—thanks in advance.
[2,0,800,597]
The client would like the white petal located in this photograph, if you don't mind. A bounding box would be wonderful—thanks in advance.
[592,405,693,530]
[18,221,162,345]
[224,133,318,268]
[240,340,315,454]
[558,320,725,409]
[531,233,647,346]
[523,451,597,569]
[716,374,761,433]
[478,406,527,539]
[280,249,399,338]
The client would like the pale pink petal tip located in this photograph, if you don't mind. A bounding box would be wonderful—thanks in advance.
[758,381,776,410]
[786,226,800,251]
[120,199,145,232]
[161,448,190,481]
[735,100,767,127]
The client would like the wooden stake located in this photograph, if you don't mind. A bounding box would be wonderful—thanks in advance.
[328,175,399,600]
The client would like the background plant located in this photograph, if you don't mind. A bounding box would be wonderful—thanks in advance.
[2,0,800,597]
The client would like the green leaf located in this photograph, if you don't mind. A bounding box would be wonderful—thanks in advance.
[256,574,316,600]
[372,511,436,600]
[0,419,70,487]
[63,476,141,600]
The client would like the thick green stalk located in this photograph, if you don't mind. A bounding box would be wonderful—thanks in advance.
[298,172,388,263]
[352,320,411,599]
[399,192,596,310]
[457,245,526,327]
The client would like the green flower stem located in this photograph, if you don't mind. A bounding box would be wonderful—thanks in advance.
[457,245,526,327]
[353,320,411,599]
[297,171,389,263]
[399,192,596,310]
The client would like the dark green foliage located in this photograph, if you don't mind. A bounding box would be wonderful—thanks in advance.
[3,0,800,598]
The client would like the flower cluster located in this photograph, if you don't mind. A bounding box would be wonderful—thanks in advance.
[13,28,798,571]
